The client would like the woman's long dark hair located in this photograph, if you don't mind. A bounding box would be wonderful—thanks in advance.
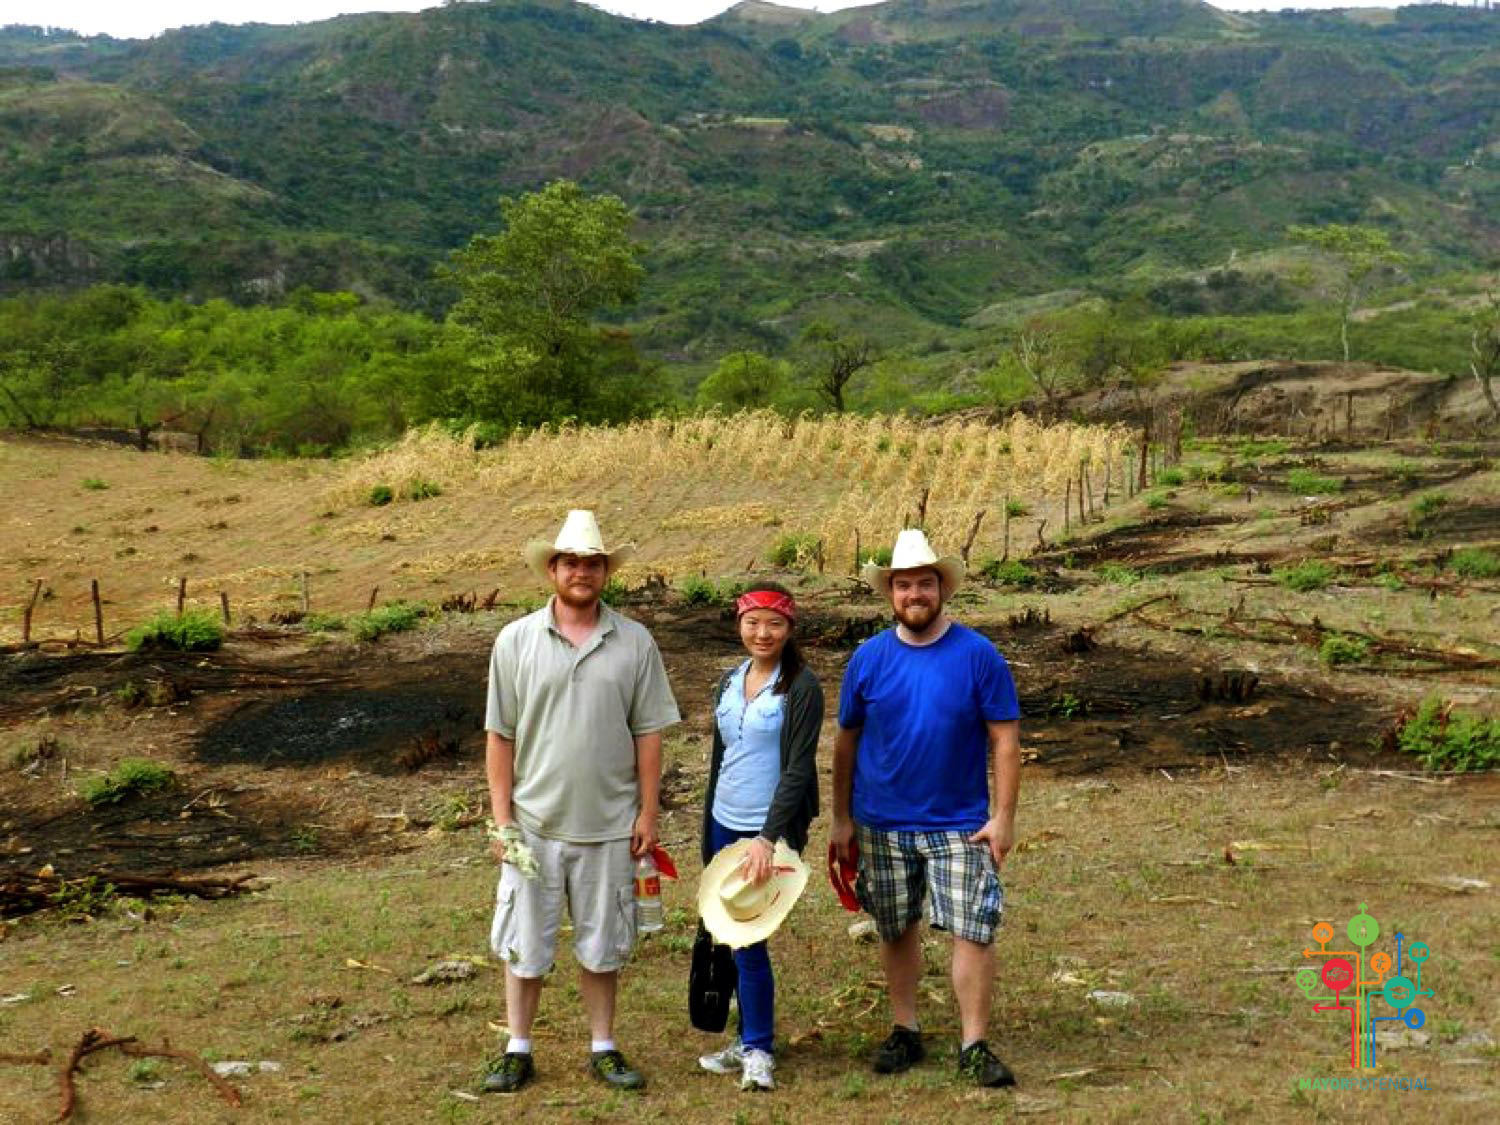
[742,580,803,695]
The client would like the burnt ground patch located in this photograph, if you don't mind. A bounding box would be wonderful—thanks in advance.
[2,783,327,879]
[975,624,1390,775]
[195,689,481,770]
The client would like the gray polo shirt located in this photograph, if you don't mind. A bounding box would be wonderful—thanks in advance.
[485,600,680,844]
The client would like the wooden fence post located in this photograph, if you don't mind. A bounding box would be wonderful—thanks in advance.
[1064,478,1072,534]
[176,577,187,616]
[219,591,231,626]
[367,587,380,612]
[91,579,103,645]
[1001,495,1012,563]
[301,571,311,615]
[22,579,43,644]
[960,510,986,567]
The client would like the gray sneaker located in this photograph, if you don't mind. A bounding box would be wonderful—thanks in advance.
[589,1048,645,1091]
[740,1048,775,1092]
[698,1038,744,1075]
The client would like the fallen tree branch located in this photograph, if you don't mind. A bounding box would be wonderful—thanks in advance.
[58,1028,137,1121]
[0,1048,51,1065]
[120,1040,243,1108]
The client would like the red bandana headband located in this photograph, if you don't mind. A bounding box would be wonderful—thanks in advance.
[735,590,796,621]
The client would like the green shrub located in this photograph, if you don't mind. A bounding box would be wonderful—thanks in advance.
[1274,560,1336,592]
[125,610,224,652]
[980,558,1037,587]
[600,578,629,607]
[1395,698,1500,772]
[1448,548,1500,580]
[678,576,747,607]
[856,546,894,567]
[403,478,442,501]
[1004,499,1030,518]
[768,532,820,569]
[82,758,175,806]
[1319,633,1368,666]
[1144,491,1169,510]
[1094,563,1142,586]
[303,612,346,633]
[349,602,425,642]
[367,484,394,506]
[1287,469,1341,495]
[1406,492,1448,537]
[1238,439,1289,458]
[1157,468,1186,486]
[81,477,108,491]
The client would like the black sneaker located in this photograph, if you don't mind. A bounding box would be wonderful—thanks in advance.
[589,1048,646,1091]
[872,1025,925,1074]
[957,1040,1016,1088]
[481,1052,534,1094]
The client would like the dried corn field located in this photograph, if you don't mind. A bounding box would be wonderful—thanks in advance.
[329,413,1135,579]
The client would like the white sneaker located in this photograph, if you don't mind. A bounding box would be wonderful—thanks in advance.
[698,1038,743,1075]
[740,1048,775,1092]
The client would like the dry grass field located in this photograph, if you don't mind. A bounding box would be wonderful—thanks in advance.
[2,417,1497,1123]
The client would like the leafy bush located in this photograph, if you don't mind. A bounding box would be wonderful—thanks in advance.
[679,576,747,607]
[82,758,175,805]
[768,532,820,569]
[1319,633,1368,666]
[403,478,442,501]
[1004,499,1030,518]
[1274,560,1336,592]
[1395,698,1500,772]
[1144,491,1169,510]
[303,612,346,633]
[1406,492,1448,537]
[980,558,1037,587]
[1157,468,1186,486]
[368,484,394,506]
[1094,563,1142,586]
[349,602,425,642]
[1448,548,1500,580]
[857,546,894,567]
[600,578,629,607]
[81,477,108,491]
[1287,469,1341,495]
[125,610,224,652]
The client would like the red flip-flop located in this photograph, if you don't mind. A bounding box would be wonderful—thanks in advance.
[826,840,860,913]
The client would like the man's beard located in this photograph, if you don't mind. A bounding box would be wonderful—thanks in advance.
[553,583,601,611]
[893,599,941,635]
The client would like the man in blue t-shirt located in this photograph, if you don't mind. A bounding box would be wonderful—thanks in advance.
[832,529,1022,1089]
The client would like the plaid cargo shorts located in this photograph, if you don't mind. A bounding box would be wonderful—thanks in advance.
[854,825,1003,945]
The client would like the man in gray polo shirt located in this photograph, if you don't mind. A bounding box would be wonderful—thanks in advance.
[482,510,680,1095]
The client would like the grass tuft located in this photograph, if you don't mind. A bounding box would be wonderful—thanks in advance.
[81,758,175,805]
[1395,698,1500,772]
[125,609,224,652]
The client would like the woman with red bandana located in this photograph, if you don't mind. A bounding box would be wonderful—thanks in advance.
[696,581,824,1091]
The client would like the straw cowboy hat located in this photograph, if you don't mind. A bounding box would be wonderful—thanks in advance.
[861,528,964,599]
[523,509,635,581]
[697,839,809,950]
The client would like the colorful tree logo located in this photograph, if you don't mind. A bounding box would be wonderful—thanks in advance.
[1296,905,1433,1069]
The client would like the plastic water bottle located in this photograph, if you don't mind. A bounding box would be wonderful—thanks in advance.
[635,853,663,934]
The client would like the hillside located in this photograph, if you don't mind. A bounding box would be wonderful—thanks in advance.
[0,0,1497,361]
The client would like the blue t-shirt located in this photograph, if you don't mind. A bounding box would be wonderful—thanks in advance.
[837,623,1020,832]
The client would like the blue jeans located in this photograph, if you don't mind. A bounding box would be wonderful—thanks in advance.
[706,817,776,1053]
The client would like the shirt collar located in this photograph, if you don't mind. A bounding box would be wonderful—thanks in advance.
[544,598,617,638]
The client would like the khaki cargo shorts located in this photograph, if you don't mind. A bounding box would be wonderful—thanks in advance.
[489,825,636,976]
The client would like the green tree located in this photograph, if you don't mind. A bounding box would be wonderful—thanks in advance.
[799,320,877,413]
[445,180,646,427]
[1288,224,1406,363]
[696,351,788,411]
[1469,291,1500,423]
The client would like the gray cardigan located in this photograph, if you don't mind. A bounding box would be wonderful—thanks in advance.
[700,662,823,865]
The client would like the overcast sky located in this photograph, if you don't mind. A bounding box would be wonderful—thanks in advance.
[3,2,1427,43]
